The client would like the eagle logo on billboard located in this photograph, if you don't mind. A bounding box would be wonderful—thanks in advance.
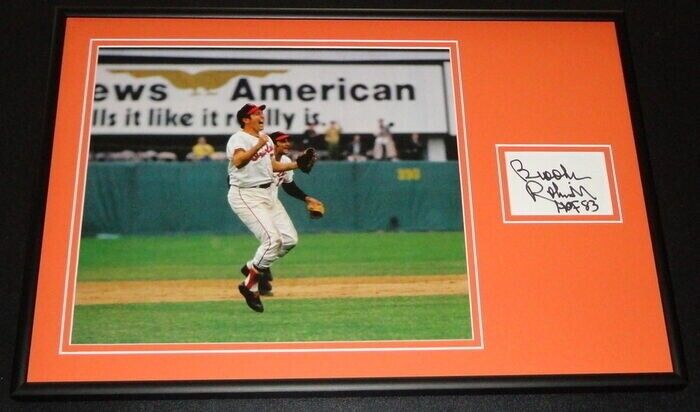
[109,69,287,95]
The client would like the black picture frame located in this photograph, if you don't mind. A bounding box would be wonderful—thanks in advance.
[11,5,686,399]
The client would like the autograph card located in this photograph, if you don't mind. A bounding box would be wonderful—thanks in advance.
[497,145,622,222]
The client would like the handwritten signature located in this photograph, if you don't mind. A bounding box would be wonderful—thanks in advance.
[509,159,599,214]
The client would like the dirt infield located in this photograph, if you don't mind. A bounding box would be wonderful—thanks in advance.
[76,275,468,305]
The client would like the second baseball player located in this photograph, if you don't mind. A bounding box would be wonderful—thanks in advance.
[244,130,325,294]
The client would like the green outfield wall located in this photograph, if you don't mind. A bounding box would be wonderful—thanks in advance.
[81,161,464,236]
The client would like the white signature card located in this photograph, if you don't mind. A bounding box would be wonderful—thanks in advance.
[497,145,622,223]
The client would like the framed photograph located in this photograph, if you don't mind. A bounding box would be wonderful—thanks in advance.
[13,7,685,397]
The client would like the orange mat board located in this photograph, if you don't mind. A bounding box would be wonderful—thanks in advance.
[25,17,674,383]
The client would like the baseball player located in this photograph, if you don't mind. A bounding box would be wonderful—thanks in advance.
[226,103,315,312]
[243,131,325,295]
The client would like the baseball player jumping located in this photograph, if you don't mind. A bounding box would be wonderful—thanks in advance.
[242,131,325,295]
[226,103,316,312]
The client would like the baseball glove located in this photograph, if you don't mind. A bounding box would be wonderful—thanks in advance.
[307,199,325,219]
[296,148,316,174]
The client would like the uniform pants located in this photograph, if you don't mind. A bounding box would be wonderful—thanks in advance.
[228,186,298,269]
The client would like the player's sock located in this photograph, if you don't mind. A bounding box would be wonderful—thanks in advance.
[245,265,260,291]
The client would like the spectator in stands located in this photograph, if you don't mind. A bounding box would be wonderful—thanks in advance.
[190,136,215,161]
[300,123,320,149]
[371,118,398,161]
[346,134,367,162]
[324,120,342,160]
[401,133,426,160]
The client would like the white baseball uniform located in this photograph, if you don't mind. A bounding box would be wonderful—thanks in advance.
[226,131,297,270]
[272,154,294,196]
[270,154,299,253]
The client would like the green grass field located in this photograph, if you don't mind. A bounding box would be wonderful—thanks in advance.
[74,231,471,344]
[77,231,467,281]
[72,295,471,343]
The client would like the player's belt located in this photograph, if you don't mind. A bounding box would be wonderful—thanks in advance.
[240,182,272,189]
[228,181,272,189]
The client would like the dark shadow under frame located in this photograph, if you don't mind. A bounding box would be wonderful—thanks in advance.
[11,6,687,398]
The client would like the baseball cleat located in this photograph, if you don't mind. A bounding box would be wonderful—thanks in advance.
[238,282,264,313]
